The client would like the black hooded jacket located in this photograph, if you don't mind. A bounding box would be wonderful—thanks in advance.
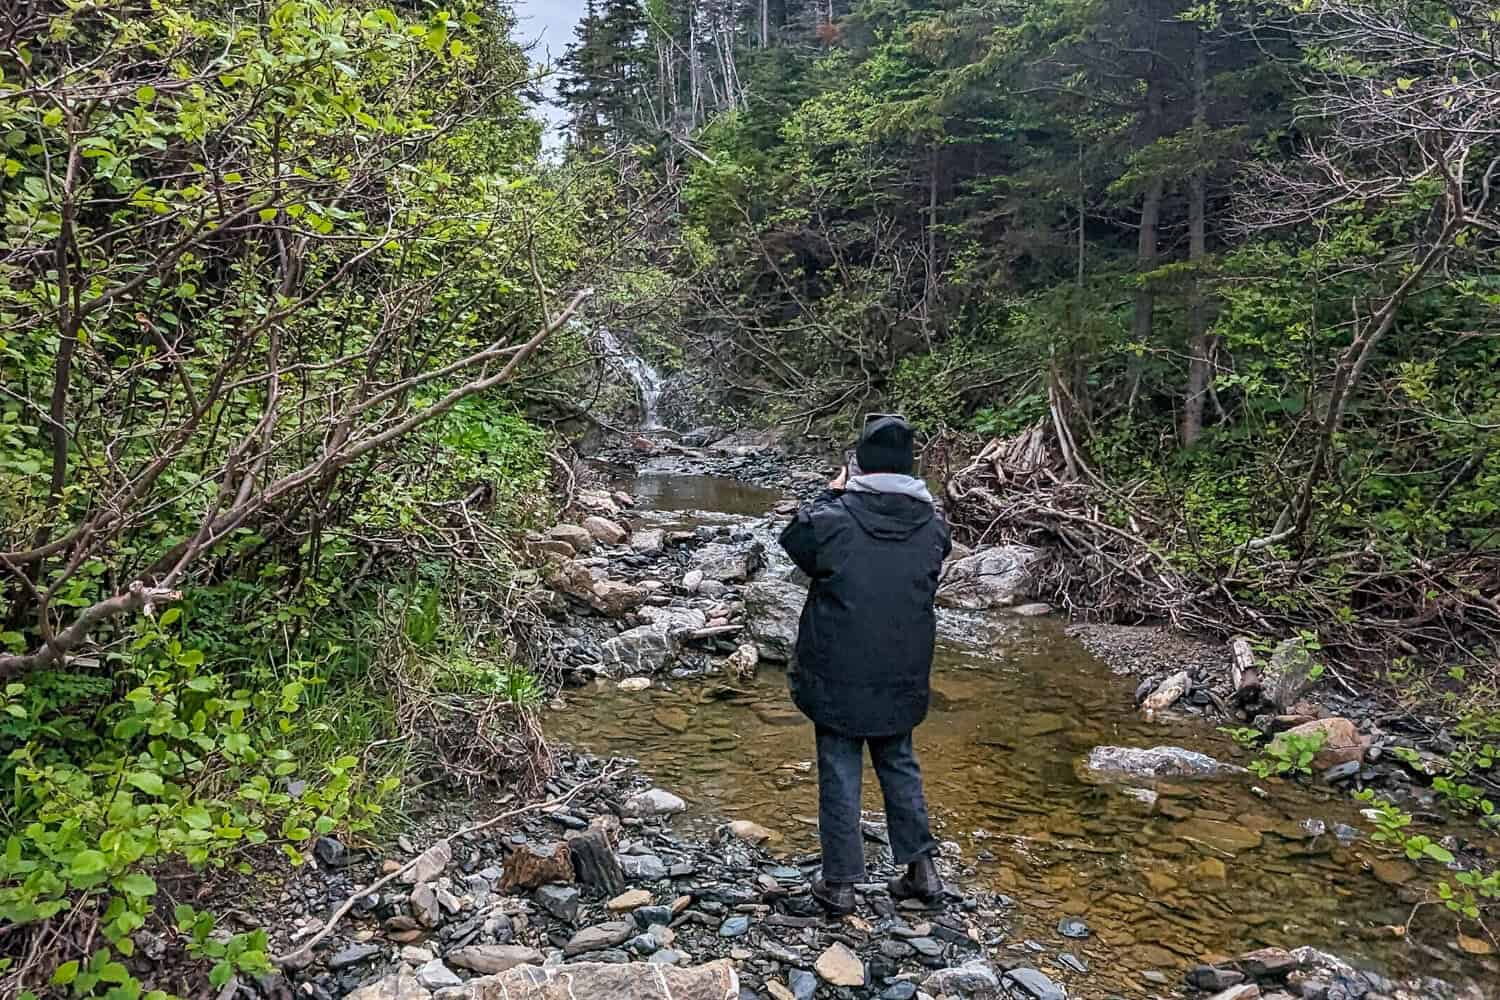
[778,487,952,737]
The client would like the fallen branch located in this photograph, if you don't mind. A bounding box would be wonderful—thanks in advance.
[272,761,624,969]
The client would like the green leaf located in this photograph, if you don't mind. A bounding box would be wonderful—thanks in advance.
[1423,843,1455,863]
[158,607,181,627]
[117,873,157,898]
[52,961,79,986]
[69,850,108,877]
[135,86,156,103]
[127,772,164,796]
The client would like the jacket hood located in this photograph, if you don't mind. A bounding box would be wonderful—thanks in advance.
[840,477,936,540]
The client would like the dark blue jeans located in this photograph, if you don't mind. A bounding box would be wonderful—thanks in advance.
[815,726,939,883]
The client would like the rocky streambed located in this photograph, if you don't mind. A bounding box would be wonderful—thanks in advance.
[262,442,1493,1000]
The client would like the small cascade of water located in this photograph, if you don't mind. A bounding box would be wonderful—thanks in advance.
[593,326,664,429]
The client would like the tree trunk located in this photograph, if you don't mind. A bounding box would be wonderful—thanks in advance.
[1128,77,1164,415]
[1181,30,1211,448]
[761,0,768,48]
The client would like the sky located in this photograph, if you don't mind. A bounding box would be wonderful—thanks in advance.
[511,0,587,144]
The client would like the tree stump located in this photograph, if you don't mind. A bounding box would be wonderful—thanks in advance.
[565,826,625,897]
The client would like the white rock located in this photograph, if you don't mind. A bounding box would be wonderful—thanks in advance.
[621,788,686,818]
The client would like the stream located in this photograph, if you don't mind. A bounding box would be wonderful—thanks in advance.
[551,464,1486,996]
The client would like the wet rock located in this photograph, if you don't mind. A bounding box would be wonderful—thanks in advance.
[416,959,462,990]
[1234,947,1298,979]
[500,842,574,893]
[1055,917,1088,939]
[621,788,686,818]
[402,840,453,884]
[1081,745,1237,781]
[682,570,705,593]
[697,542,765,583]
[1188,967,1247,991]
[448,944,546,974]
[617,677,653,692]
[744,579,804,662]
[788,968,817,1000]
[465,959,739,1000]
[718,916,750,938]
[1011,602,1052,617]
[600,622,677,676]
[1143,670,1191,713]
[565,920,640,957]
[548,524,595,554]
[815,943,865,987]
[1058,954,1087,974]
[1320,761,1360,783]
[936,545,1042,610]
[1271,718,1367,770]
[720,819,777,845]
[1174,818,1264,854]
[585,515,628,545]
[329,943,382,969]
[634,905,673,929]
[881,983,918,1000]
[725,643,759,681]
[923,960,1001,997]
[631,529,665,556]
[1001,967,1066,1000]
[1264,637,1317,711]
[346,968,427,1000]
[1206,987,1261,1000]
[620,854,669,880]
[534,884,580,924]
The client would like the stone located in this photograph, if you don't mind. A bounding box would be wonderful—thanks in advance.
[1188,967,1248,992]
[718,915,750,938]
[1263,637,1318,711]
[402,946,436,964]
[815,943,865,987]
[922,960,1001,997]
[547,560,646,617]
[402,840,452,884]
[600,622,678,676]
[1056,917,1088,939]
[1207,987,1261,1000]
[534,884,581,924]
[448,944,546,974]
[1001,967,1066,1000]
[329,943,382,969]
[621,788,686,818]
[1011,602,1053,617]
[725,643,759,681]
[583,515,628,545]
[1081,745,1239,782]
[1271,718,1367,770]
[464,960,739,1000]
[565,921,646,957]
[547,524,594,553]
[721,819,777,845]
[500,842,574,893]
[631,529,665,556]
[1143,670,1191,713]
[908,937,942,958]
[882,983,918,1000]
[696,542,765,583]
[1174,818,1264,854]
[346,969,429,1000]
[634,905,673,929]
[744,579,805,662]
[935,545,1042,610]
[1235,947,1298,979]
[620,854,668,880]
[608,889,653,912]
[314,836,348,868]
[416,960,463,990]
[618,677,653,692]
[410,882,441,927]
[682,570,705,592]
[788,969,817,1000]
[767,982,796,1000]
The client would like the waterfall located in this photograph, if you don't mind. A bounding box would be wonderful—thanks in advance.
[593,327,665,429]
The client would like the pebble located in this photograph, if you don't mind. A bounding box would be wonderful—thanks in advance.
[718,915,751,938]
[328,943,381,969]
[1056,917,1089,939]
[1003,967,1067,1000]
[788,968,818,1000]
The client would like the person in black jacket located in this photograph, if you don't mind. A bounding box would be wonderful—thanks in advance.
[778,415,952,915]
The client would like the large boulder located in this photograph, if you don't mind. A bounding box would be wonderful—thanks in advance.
[697,542,765,583]
[547,560,647,617]
[637,605,709,635]
[1079,745,1240,782]
[599,621,678,676]
[709,429,783,456]
[584,515,628,545]
[936,545,1043,610]
[1271,717,1367,770]
[744,579,805,662]
[466,960,738,1000]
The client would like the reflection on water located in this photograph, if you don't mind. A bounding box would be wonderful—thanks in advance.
[556,470,1483,995]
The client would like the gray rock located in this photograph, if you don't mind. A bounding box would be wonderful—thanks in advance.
[936,545,1042,610]
[463,959,739,1000]
[548,524,595,553]
[744,579,805,662]
[600,622,678,676]
[1264,637,1318,711]
[718,916,750,938]
[535,884,581,924]
[1001,967,1065,1000]
[564,920,638,957]
[328,943,382,970]
[697,542,765,583]
[1080,745,1240,782]
[631,529,666,557]
[416,959,462,990]
[314,837,348,868]
[882,983,919,1000]
[345,969,427,1000]
[410,882,442,928]
[908,937,942,958]
[649,949,690,966]
[788,968,817,1000]
[923,960,1001,997]
[620,854,669,880]
[1055,917,1088,939]
[1058,954,1087,974]
[1187,967,1246,992]
[621,788,686,818]
[402,839,453,884]
[447,944,545,974]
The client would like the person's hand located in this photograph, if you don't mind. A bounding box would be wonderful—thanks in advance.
[829,465,848,489]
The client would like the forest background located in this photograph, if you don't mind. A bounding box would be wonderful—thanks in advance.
[1,0,1497,995]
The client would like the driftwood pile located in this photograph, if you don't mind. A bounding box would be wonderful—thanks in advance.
[942,424,1500,678]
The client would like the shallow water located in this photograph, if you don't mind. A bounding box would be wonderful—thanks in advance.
[557,471,1487,995]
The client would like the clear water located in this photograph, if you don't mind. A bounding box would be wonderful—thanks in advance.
[552,472,1494,997]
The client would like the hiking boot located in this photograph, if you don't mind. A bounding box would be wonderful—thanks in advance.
[811,875,856,917]
[888,854,943,903]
